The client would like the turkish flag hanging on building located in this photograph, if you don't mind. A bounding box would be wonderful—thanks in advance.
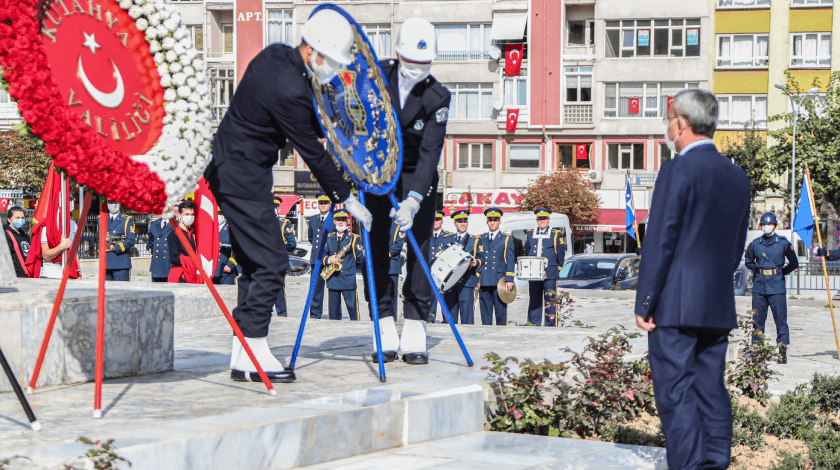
[194,177,219,281]
[666,95,675,113]
[506,108,520,132]
[576,144,588,160]
[628,97,640,115]
[505,43,524,76]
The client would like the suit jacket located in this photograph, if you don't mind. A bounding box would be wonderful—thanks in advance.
[524,228,567,280]
[452,232,482,288]
[478,231,515,287]
[388,222,406,276]
[96,213,135,270]
[382,62,450,201]
[204,44,350,204]
[430,230,456,263]
[308,214,332,264]
[634,143,751,329]
[167,226,196,267]
[147,218,174,278]
[323,232,364,291]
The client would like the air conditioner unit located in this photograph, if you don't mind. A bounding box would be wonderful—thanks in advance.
[588,170,603,183]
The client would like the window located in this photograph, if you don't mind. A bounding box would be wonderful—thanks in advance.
[716,94,768,129]
[718,0,770,7]
[607,143,645,170]
[568,20,595,46]
[604,82,698,118]
[790,33,831,67]
[504,69,528,107]
[445,83,493,120]
[606,19,701,58]
[659,143,675,166]
[210,68,235,122]
[717,34,768,68]
[458,142,493,169]
[558,144,591,169]
[508,143,541,170]
[0,90,10,104]
[187,25,203,60]
[786,93,827,118]
[362,24,392,58]
[222,24,233,54]
[792,0,832,5]
[267,10,294,46]
[565,67,592,102]
[434,24,492,61]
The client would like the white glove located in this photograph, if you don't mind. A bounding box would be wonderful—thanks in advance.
[341,193,372,232]
[389,197,421,231]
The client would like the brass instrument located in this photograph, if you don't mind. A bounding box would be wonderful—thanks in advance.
[320,241,352,280]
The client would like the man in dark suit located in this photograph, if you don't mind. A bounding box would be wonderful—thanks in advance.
[634,89,751,470]
[444,209,481,325]
[524,208,566,327]
[97,201,136,281]
[428,210,455,323]
[478,207,515,326]
[362,17,450,365]
[322,210,364,320]
[202,9,372,383]
[147,212,174,282]
[308,193,332,319]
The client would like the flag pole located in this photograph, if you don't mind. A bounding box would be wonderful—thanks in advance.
[627,170,641,249]
[804,166,840,363]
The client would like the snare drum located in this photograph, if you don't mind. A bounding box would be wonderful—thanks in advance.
[430,244,473,292]
[516,256,548,281]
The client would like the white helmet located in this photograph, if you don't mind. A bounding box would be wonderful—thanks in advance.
[301,9,355,65]
[395,17,436,63]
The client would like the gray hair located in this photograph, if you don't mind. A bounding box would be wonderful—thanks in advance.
[672,89,718,139]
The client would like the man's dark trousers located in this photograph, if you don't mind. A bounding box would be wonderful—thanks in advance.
[106,269,130,281]
[479,286,506,325]
[752,293,789,344]
[328,289,358,320]
[216,194,286,338]
[649,326,732,470]
[528,279,557,326]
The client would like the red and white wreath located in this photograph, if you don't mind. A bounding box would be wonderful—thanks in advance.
[0,0,212,215]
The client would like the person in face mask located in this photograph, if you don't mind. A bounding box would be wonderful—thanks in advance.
[363,16,451,366]
[744,211,798,364]
[322,209,365,321]
[4,206,32,278]
[95,200,136,281]
[166,200,201,284]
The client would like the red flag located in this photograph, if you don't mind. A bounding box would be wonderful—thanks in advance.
[666,95,675,113]
[0,198,8,212]
[505,43,524,76]
[194,177,219,280]
[506,108,520,132]
[628,97,640,114]
[576,144,588,160]
[25,164,79,279]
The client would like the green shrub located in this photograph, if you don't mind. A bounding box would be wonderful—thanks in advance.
[768,452,807,470]
[766,388,817,441]
[805,427,840,469]
[731,396,768,450]
[726,312,777,404]
[808,373,840,415]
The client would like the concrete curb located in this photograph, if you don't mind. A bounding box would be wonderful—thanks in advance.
[559,288,835,308]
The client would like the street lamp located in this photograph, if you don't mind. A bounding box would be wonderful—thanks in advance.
[774,83,819,240]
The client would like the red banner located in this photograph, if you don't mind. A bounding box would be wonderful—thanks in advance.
[194,177,219,279]
[628,97,640,115]
[506,108,520,132]
[505,43,524,76]
[666,95,675,113]
[576,144,588,160]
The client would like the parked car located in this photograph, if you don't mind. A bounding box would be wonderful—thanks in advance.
[288,255,311,276]
[733,261,753,296]
[554,254,640,290]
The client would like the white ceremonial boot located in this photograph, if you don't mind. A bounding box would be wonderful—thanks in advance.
[231,337,295,383]
[371,316,400,363]
[399,319,428,365]
[230,336,241,369]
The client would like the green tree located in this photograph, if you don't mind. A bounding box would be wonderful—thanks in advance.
[719,122,775,226]
[518,168,600,225]
[0,129,51,197]
[765,71,840,217]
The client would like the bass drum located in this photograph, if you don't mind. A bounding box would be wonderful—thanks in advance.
[430,243,472,292]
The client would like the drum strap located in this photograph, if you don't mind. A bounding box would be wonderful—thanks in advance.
[536,234,545,256]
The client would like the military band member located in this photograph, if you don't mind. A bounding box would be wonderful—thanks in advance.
[744,212,798,364]
[96,201,136,281]
[214,207,239,285]
[362,17,450,365]
[308,192,333,319]
[428,210,455,323]
[203,10,373,383]
[274,196,298,317]
[478,207,515,326]
[147,212,174,283]
[524,208,566,327]
[444,209,481,324]
[388,221,407,318]
[323,210,364,321]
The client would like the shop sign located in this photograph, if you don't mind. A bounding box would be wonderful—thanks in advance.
[443,188,524,208]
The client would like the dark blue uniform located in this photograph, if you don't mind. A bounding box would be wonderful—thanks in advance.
[444,232,482,325]
[323,232,364,320]
[362,61,450,324]
[478,231,515,326]
[96,212,135,281]
[388,222,406,316]
[825,249,840,261]
[213,222,239,285]
[428,229,455,322]
[203,44,351,338]
[308,211,332,319]
[147,218,173,282]
[745,234,798,345]
[634,140,751,470]
[275,218,297,316]
[524,227,566,326]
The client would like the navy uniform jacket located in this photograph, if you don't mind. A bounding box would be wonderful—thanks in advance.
[279,217,297,252]
[388,222,406,276]
[634,143,751,329]
[214,222,239,278]
[203,44,350,205]
[147,218,174,278]
[96,213,136,270]
[430,230,456,262]
[453,233,482,288]
[323,232,364,291]
[745,235,798,295]
[523,228,567,280]
[308,214,331,264]
[478,231,515,287]
[827,249,840,261]
[383,62,450,200]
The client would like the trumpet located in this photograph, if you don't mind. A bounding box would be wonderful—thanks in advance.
[321,242,352,280]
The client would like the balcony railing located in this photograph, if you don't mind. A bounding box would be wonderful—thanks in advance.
[211,105,229,123]
[436,51,491,61]
[564,104,593,124]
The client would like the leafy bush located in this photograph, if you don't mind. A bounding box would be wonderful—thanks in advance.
[766,388,818,441]
[768,452,808,470]
[808,373,840,415]
[64,437,131,470]
[726,312,777,404]
[805,426,840,469]
[731,397,768,450]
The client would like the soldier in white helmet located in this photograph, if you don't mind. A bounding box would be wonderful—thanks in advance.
[363,17,451,365]
[204,8,373,384]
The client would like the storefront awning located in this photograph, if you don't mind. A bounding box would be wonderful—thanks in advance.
[490,14,527,41]
[275,195,302,217]
[572,209,648,233]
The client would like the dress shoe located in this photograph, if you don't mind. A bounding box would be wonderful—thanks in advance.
[370,350,398,363]
[401,352,429,365]
[231,368,296,383]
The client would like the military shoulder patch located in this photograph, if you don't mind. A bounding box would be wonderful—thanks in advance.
[413,120,425,131]
[399,231,406,238]
[436,107,448,123]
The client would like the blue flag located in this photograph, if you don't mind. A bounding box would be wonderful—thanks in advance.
[793,175,814,249]
[625,173,637,240]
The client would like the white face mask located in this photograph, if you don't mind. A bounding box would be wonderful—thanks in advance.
[399,61,432,84]
[218,215,225,226]
[182,215,195,227]
[309,52,340,86]
[335,223,347,233]
[664,127,677,154]
[108,203,120,214]
[761,225,775,236]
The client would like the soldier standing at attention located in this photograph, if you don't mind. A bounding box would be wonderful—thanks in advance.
[308,192,333,319]
[428,210,454,323]
[148,210,174,283]
[444,209,481,324]
[97,201,135,281]
[524,208,566,327]
[322,210,364,321]
[478,207,515,326]
[274,196,298,316]
[214,207,239,285]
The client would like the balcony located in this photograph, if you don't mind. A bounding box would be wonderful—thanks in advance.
[211,105,229,124]
[436,51,491,62]
[564,104,593,124]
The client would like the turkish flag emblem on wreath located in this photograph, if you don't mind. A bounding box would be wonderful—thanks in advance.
[506,108,520,132]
